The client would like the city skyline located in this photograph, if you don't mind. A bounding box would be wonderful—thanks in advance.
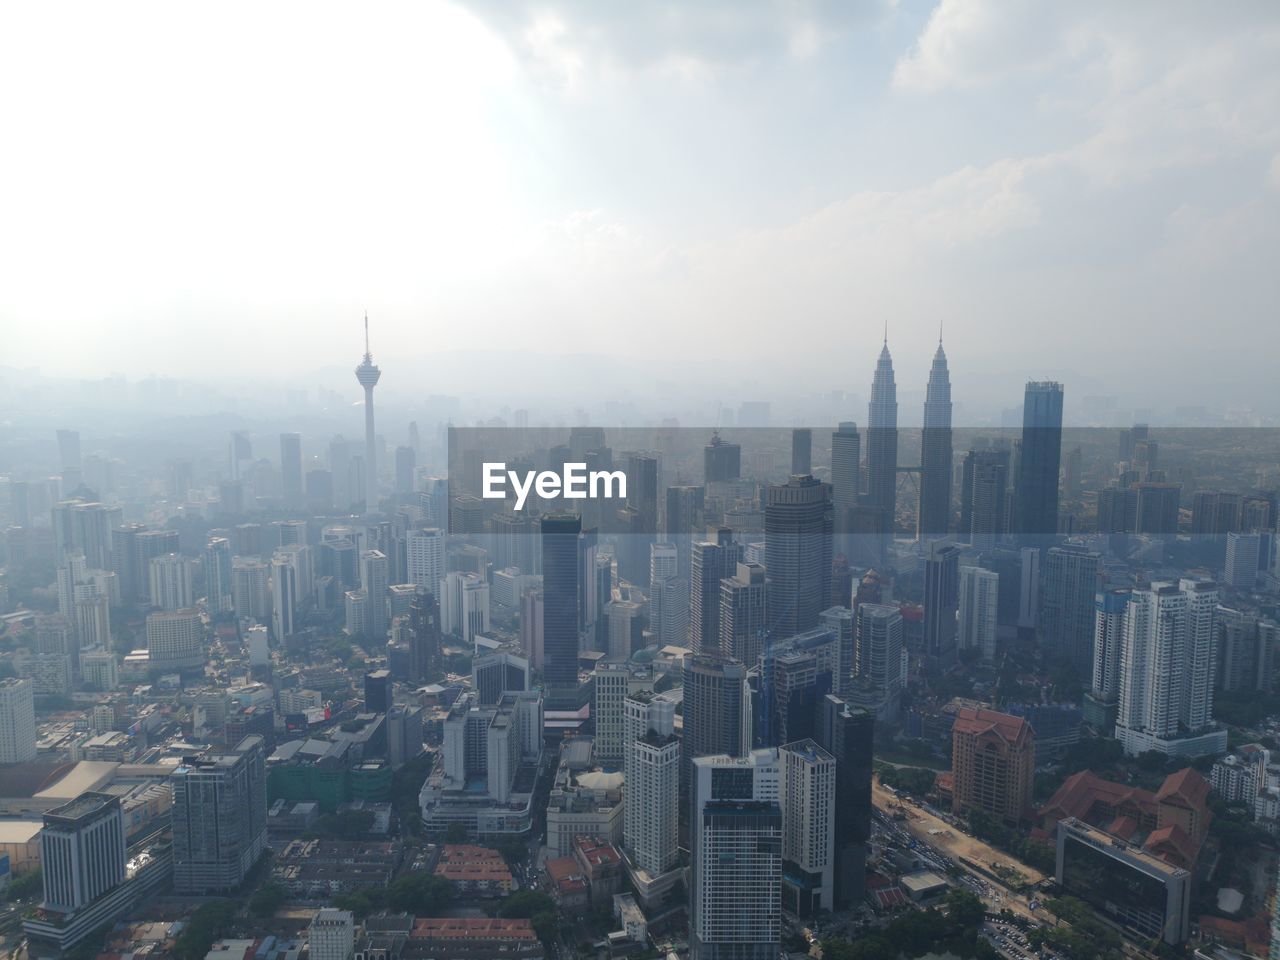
[1,3,1277,412]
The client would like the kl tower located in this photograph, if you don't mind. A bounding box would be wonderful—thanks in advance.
[355,312,381,510]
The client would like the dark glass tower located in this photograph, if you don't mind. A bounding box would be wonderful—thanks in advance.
[541,514,582,691]
[764,475,833,638]
[680,651,747,841]
[866,339,898,534]
[918,338,952,539]
[1015,381,1065,540]
[817,695,874,908]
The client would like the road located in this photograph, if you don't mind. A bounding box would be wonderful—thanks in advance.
[872,778,1045,923]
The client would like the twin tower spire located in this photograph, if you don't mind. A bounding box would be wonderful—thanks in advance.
[866,325,953,539]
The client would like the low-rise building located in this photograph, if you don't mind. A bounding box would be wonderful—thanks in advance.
[403,918,543,960]
[434,844,513,896]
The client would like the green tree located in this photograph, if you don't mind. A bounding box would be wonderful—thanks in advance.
[249,882,287,917]
[7,867,42,901]
[174,901,237,960]
[498,890,559,944]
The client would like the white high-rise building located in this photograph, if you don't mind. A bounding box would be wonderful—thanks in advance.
[76,596,111,651]
[851,603,904,722]
[232,558,271,620]
[148,553,195,611]
[407,528,446,594]
[39,792,127,913]
[957,565,999,663]
[272,553,298,640]
[309,909,355,960]
[691,750,783,960]
[205,538,233,614]
[440,572,490,647]
[594,663,652,765]
[146,609,204,671]
[779,739,836,916]
[649,542,679,591]
[649,576,689,649]
[606,599,642,661]
[360,550,390,638]
[623,689,680,888]
[0,678,37,763]
[1225,532,1261,592]
[1116,579,1225,757]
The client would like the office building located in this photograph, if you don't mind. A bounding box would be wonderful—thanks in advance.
[541,515,582,694]
[690,750,782,960]
[1055,818,1192,945]
[206,537,234,615]
[131,528,180,602]
[594,663,652,764]
[682,653,749,839]
[957,565,999,663]
[816,696,874,907]
[171,736,268,894]
[960,446,1010,552]
[1217,607,1277,694]
[622,689,681,903]
[1040,546,1101,673]
[407,527,446,593]
[779,739,836,917]
[704,432,741,484]
[1085,588,1130,731]
[280,433,303,506]
[394,445,416,496]
[473,648,530,705]
[232,557,271,620]
[409,588,443,682]
[40,792,127,913]
[1015,381,1064,539]
[650,575,689,649]
[148,553,194,611]
[790,429,812,477]
[420,691,545,837]
[440,571,490,647]
[690,529,740,653]
[829,421,861,559]
[360,550,390,639]
[1225,532,1261,591]
[0,677,38,762]
[922,541,960,667]
[146,609,204,671]
[950,706,1035,825]
[865,340,898,535]
[720,562,767,666]
[1116,580,1226,757]
[850,603,903,722]
[764,475,833,637]
[918,338,952,539]
[310,909,355,960]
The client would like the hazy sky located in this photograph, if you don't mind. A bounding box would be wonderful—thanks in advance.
[2,1,1278,409]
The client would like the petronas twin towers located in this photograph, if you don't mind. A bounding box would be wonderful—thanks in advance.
[864,333,953,539]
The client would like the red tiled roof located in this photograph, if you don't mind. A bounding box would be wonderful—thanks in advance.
[411,918,535,941]
[952,706,1033,746]
[1144,824,1198,868]
[1155,767,1210,809]
[1038,770,1156,826]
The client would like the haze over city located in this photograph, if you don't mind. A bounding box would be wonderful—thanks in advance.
[2,6,1280,960]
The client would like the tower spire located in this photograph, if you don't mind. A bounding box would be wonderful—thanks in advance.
[883,318,888,346]
[364,311,370,358]
[938,317,943,345]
